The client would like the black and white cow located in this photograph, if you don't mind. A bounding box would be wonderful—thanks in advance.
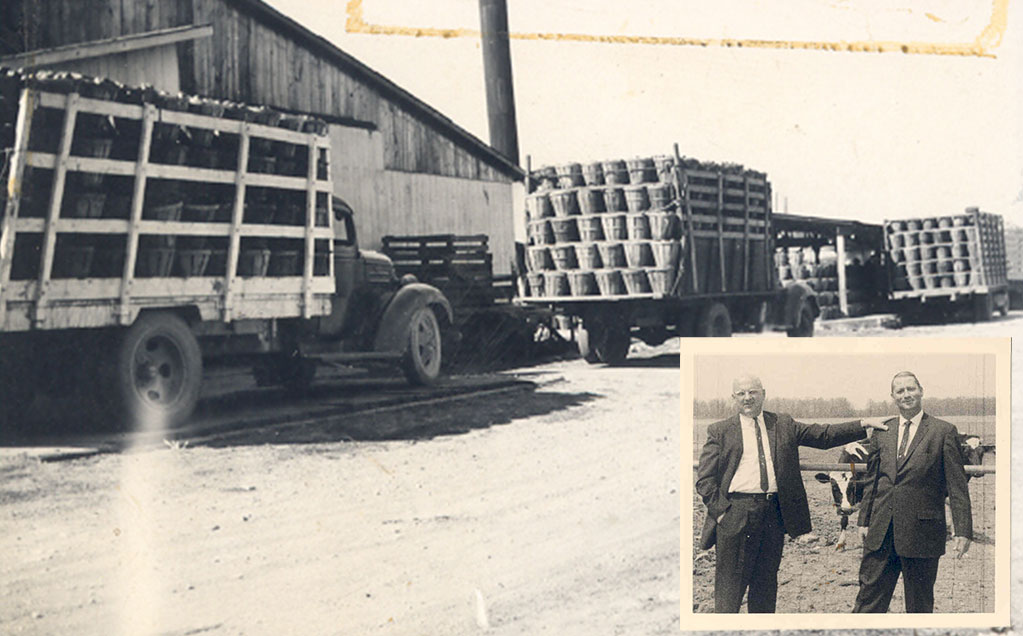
[814,434,992,550]
[814,442,871,550]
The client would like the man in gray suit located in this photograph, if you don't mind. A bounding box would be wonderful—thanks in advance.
[696,374,888,613]
[853,371,972,613]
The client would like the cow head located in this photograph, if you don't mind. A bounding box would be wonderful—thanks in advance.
[814,470,858,515]
[957,434,986,468]
[814,441,870,515]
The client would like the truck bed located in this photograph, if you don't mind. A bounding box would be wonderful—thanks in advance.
[1,78,335,332]
[519,156,774,303]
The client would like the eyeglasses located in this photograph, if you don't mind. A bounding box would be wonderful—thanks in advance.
[733,390,763,398]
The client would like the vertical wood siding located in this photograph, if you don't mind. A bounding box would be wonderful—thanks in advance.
[330,125,515,275]
[41,45,180,93]
[18,0,512,184]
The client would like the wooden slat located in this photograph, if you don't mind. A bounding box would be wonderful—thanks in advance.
[223,122,251,321]
[119,103,156,323]
[743,175,751,291]
[33,92,80,326]
[716,173,727,292]
[0,24,212,69]
[0,89,38,326]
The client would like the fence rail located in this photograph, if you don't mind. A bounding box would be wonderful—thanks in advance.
[690,461,994,475]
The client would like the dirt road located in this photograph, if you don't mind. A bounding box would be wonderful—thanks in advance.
[1,345,682,635]
[2,311,1019,634]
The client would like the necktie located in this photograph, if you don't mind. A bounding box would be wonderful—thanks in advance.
[754,416,769,492]
[897,420,911,460]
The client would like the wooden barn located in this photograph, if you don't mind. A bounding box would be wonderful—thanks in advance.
[0,0,523,274]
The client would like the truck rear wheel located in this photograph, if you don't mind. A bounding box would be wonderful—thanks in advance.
[697,302,732,337]
[402,307,442,385]
[0,344,37,427]
[110,312,202,429]
[786,303,815,337]
[973,293,994,322]
[594,325,631,365]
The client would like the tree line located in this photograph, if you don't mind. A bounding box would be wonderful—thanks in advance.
[693,396,996,419]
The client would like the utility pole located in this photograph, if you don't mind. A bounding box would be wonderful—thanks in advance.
[478,0,519,165]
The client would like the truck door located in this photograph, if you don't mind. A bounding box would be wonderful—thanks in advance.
[333,199,361,299]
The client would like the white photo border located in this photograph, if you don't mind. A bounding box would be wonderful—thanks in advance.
[679,337,1011,630]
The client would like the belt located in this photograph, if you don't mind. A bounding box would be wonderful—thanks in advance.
[729,492,778,502]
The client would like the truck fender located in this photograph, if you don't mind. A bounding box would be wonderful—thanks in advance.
[782,281,819,328]
[372,283,454,353]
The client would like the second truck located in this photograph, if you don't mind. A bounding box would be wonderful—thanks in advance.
[517,148,817,363]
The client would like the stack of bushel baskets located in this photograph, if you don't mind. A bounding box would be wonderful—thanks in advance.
[523,156,683,298]
[775,247,878,319]
[0,68,331,282]
[885,207,1006,295]
[1005,224,1023,309]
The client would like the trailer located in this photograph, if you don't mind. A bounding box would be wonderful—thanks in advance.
[516,148,816,363]
[0,71,453,429]
[883,207,1009,321]
[1004,224,1023,310]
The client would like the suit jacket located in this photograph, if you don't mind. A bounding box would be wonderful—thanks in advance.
[696,411,866,549]
[856,412,972,558]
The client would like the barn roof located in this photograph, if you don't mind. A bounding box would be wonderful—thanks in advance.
[227,0,524,181]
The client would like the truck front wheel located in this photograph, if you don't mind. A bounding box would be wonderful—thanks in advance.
[110,312,202,429]
[402,307,442,385]
[786,303,815,337]
[697,302,732,337]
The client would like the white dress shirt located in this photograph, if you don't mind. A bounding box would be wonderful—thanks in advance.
[897,410,924,458]
[729,412,778,493]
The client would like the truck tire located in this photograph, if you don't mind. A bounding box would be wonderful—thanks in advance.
[110,312,202,429]
[0,349,37,427]
[697,303,732,337]
[786,303,815,337]
[574,326,601,364]
[972,294,993,322]
[594,325,631,365]
[402,307,442,385]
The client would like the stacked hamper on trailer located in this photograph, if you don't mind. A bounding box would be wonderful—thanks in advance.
[523,156,682,299]
[522,155,772,301]
[886,208,1006,294]
[1005,224,1023,309]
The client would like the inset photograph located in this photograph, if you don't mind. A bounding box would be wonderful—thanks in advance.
[680,337,1009,631]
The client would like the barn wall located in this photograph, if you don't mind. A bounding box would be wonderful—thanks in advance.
[330,125,516,275]
[40,45,180,93]
[188,0,509,183]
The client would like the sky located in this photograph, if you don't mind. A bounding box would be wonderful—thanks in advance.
[262,0,1022,227]
[692,352,996,408]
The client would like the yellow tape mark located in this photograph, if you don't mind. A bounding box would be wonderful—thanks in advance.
[345,0,1008,58]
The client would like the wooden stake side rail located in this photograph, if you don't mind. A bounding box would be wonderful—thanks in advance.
[1,88,334,332]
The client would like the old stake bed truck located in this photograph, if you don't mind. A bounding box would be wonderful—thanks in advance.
[518,148,816,363]
[0,74,452,429]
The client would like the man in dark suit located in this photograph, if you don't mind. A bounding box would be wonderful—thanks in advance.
[696,374,888,613]
[853,371,972,613]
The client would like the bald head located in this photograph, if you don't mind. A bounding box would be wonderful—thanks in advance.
[732,374,766,418]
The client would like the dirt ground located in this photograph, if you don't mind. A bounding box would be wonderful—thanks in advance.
[691,437,997,614]
[0,343,683,635]
[1,310,1019,634]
